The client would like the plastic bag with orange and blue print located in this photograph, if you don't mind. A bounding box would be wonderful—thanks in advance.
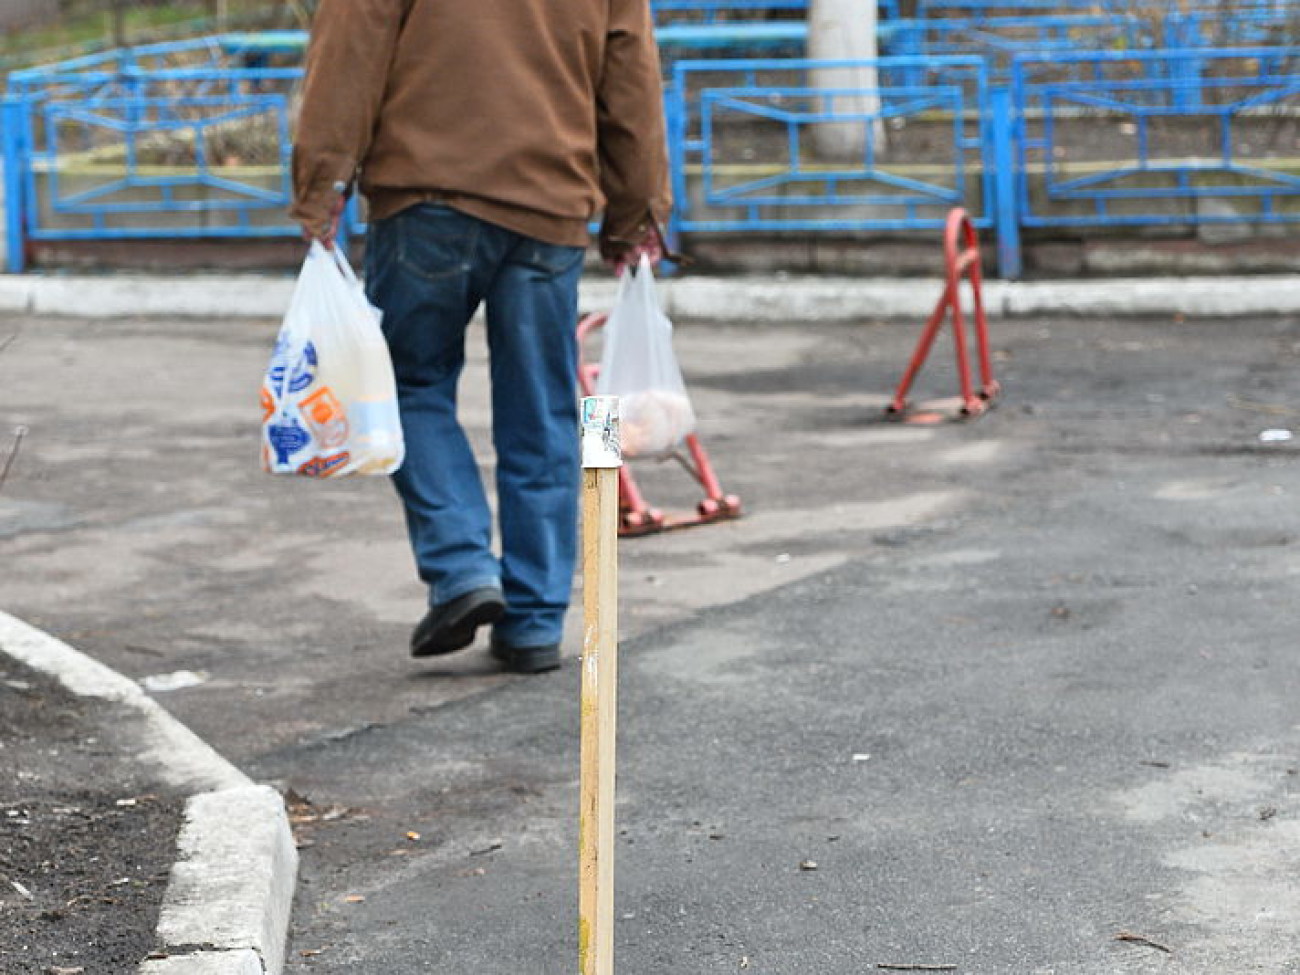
[261,242,404,477]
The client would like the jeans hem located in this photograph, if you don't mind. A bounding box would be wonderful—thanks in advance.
[492,627,564,648]
[431,576,503,608]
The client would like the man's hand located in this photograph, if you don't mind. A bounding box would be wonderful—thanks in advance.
[612,231,664,276]
[606,218,667,275]
[300,184,349,250]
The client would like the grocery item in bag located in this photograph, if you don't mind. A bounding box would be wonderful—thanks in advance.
[596,255,695,457]
[619,388,696,458]
[261,242,404,477]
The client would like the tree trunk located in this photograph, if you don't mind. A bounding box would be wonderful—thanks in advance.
[808,0,883,162]
[108,0,127,48]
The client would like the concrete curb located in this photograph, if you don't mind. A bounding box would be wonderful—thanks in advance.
[138,951,266,975]
[0,273,297,319]
[0,611,298,975]
[144,787,298,975]
[3,271,1300,322]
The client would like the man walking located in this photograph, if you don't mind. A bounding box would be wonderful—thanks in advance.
[291,0,670,673]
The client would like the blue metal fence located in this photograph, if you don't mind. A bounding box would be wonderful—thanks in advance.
[5,34,294,96]
[1164,8,1298,48]
[654,11,1169,77]
[2,36,310,269]
[998,46,1300,276]
[5,25,1300,277]
[918,0,1118,12]
[31,92,293,236]
[653,0,807,20]
[882,14,1157,82]
[916,0,1292,16]
[668,56,993,233]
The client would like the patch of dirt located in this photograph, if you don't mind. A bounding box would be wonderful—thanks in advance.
[0,657,185,975]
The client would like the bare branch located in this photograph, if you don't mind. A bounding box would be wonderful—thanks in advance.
[0,426,29,493]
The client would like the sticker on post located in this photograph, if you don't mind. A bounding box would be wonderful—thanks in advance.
[581,396,622,469]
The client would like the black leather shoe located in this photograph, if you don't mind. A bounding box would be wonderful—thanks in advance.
[411,587,505,658]
[490,637,561,674]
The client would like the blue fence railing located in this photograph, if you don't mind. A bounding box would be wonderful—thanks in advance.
[997,46,1300,276]
[2,35,317,264]
[32,94,294,235]
[916,0,1293,16]
[917,0,1127,13]
[653,0,807,19]
[6,35,263,95]
[3,54,306,258]
[1164,8,1298,48]
[5,32,1300,278]
[655,12,1169,78]
[668,56,993,233]
[881,14,1156,83]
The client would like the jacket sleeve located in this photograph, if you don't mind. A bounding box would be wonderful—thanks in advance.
[290,0,406,235]
[596,0,672,258]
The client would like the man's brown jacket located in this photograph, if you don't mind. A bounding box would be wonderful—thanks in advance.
[290,0,671,255]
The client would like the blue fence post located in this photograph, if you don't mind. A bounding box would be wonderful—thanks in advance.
[2,97,27,274]
[990,86,1020,280]
[662,75,687,276]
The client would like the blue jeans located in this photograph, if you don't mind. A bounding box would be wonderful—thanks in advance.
[364,204,584,647]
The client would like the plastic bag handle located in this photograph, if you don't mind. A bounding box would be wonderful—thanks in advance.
[331,245,363,290]
[624,253,668,330]
[278,242,351,411]
[309,239,364,289]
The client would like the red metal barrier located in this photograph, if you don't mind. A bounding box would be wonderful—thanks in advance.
[577,312,742,537]
[887,208,1001,422]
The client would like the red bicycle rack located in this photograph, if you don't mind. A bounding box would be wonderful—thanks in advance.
[577,312,742,537]
[887,207,1002,422]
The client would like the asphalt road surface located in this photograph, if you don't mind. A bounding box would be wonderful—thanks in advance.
[2,307,1299,974]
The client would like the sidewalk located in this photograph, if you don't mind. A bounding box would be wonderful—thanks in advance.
[3,269,1300,322]
[3,281,1300,974]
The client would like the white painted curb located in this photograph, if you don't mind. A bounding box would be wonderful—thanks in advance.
[0,611,297,975]
[0,273,34,313]
[33,274,297,319]
[1004,276,1300,318]
[151,786,298,975]
[0,612,250,794]
[2,271,1299,322]
[138,949,266,975]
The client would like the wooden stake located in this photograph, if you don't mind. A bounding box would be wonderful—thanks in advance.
[578,397,621,975]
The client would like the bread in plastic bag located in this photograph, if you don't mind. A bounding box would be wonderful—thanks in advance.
[595,255,695,457]
[261,241,404,476]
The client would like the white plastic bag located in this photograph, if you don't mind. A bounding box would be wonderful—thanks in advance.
[595,255,696,457]
[261,241,404,477]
